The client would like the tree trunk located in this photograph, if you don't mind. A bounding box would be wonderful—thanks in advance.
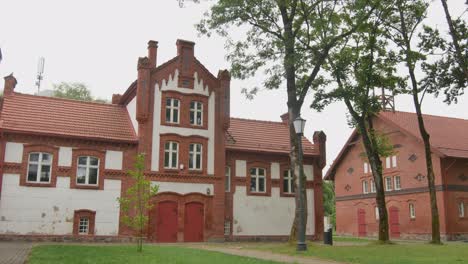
[398,3,441,244]
[440,0,468,79]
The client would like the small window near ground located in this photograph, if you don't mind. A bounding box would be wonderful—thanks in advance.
[459,202,465,218]
[76,156,99,185]
[250,167,266,193]
[224,221,231,236]
[225,167,231,192]
[362,180,369,194]
[79,217,89,235]
[27,152,53,183]
[394,176,401,190]
[190,101,203,126]
[188,143,202,170]
[409,203,416,219]
[385,177,393,191]
[283,170,295,194]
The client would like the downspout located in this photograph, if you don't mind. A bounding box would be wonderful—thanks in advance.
[0,122,5,200]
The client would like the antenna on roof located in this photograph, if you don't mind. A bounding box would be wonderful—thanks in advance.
[35,57,45,93]
[373,87,396,112]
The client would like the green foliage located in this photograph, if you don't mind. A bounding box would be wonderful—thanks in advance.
[322,180,335,228]
[118,154,159,252]
[360,131,396,160]
[52,82,109,103]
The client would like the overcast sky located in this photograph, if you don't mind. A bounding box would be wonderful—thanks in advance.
[1,0,467,174]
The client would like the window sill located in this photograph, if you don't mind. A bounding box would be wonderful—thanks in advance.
[280,193,295,198]
[247,191,270,197]
[23,182,54,187]
[73,184,100,190]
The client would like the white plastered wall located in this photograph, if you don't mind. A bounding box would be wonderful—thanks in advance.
[151,181,213,195]
[105,151,123,170]
[232,161,316,236]
[151,69,216,174]
[58,147,72,167]
[0,174,121,236]
[4,142,23,163]
[304,165,314,181]
[126,96,138,135]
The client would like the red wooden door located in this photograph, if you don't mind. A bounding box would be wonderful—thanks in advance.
[184,202,204,242]
[389,206,400,238]
[157,201,178,242]
[357,209,367,237]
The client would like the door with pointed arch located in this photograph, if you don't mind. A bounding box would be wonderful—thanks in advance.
[184,202,204,242]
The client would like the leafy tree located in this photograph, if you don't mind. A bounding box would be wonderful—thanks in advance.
[313,2,402,242]
[198,0,380,243]
[53,82,93,101]
[118,154,159,252]
[322,181,335,228]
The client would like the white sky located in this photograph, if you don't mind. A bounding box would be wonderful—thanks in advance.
[1,0,467,174]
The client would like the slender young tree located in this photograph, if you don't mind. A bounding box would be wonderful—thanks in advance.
[197,0,380,242]
[383,0,445,244]
[118,154,159,252]
[313,4,401,241]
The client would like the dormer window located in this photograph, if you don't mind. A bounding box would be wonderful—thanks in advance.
[27,152,52,183]
[165,98,180,124]
[190,101,203,126]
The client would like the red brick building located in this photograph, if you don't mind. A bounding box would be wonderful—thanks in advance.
[326,111,468,240]
[0,39,326,242]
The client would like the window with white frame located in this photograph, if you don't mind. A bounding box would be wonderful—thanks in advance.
[250,167,266,193]
[364,162,370,174]
[386,155,398,169]
[459,202,465,218]
[189,143,202,170]
[76,156,99,185]
[165,98,180,123]
[283,170,295,194]
[370,179,376,193]
[362,180,369,194]
[385,177,393,191]
[190,101,203,126]
[164,141,179,169]
[79,217,89,234]
[394,176,401,190]
[409,203,416,219]
[224,221,231,235]
[27,152,53,183]
[375,206,379,220]
[225,167,231,192]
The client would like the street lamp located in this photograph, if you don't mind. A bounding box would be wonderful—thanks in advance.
[293,116,307,251]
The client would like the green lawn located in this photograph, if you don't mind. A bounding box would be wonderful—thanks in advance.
[332,235,373,243]
[247,242,468,264]
[28,245,279,264]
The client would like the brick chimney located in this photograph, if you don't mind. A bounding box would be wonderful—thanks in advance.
[176,39,195,88]
[218,70,231,129]
[136,57,152,123]
[280,112,289,124]
[3,74,17,95]
[147,40,158,68]
[313,131,327,169]
[112,94,122,104]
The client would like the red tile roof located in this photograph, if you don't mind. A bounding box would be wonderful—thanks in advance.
[0,93,137,143]
[227,117,317,156]
[379,111,468,159]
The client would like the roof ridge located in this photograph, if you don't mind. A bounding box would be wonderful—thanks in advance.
[382,110,468,122]
[230,116,286,125]
[9,92,121,108]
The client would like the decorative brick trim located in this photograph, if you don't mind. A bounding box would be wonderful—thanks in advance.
[146,173,220,183]
[160,91,208,130]
[73,209,96,235]
[159,134,208,175]
[246,161,271,197]
[70,149,106,190]
[20,144,59,188]
[3,162,21,174]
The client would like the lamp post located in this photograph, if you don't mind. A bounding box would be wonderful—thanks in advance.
[293,116,307,251]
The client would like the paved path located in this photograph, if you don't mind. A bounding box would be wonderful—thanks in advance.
[189,244,345,264]
[0,242,32,264]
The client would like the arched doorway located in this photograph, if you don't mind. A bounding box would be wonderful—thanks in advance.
[157,201,178,242]
[184,202,204,242]
[357,208,367,237]
[389,206,400,238]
